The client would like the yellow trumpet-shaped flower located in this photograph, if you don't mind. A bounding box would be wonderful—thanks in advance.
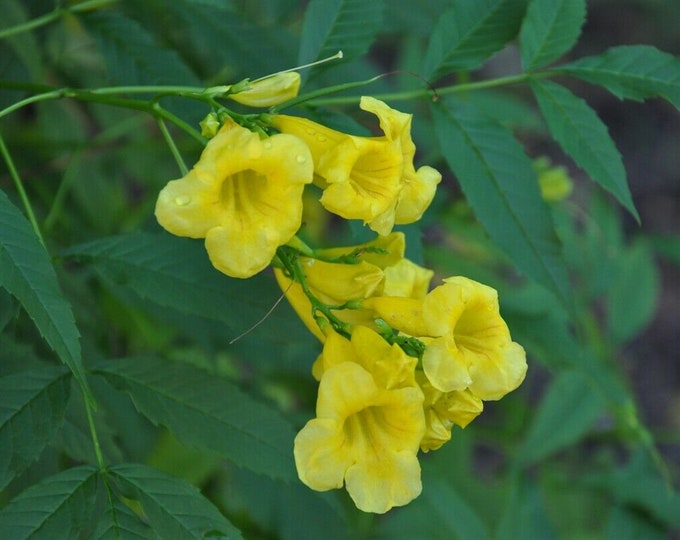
[416,372,483,452]
[294,326,425,514]
[364,276,527,400]
[271,97,441,235]
[359,97,442,234]
[155,120,313,278]
[228,72,301,107]
[421,277,527,399]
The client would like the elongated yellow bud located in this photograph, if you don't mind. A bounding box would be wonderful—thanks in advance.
[228,72,301,107]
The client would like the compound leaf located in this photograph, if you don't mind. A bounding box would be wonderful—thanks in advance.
[95,356,296,481]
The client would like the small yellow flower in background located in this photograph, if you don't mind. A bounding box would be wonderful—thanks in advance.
[364,276,527,400]
[534,156,574,202]
[155,120,313,278]
[227,72,301,107]
[271,97,441,235]
[294,326,425,514]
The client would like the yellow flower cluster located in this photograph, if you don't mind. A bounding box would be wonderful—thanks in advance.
[156,77,441,279]
[276,234,527,512]
[154,76,526,514]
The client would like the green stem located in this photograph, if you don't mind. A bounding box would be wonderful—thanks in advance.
[0,129,45,245]
[276,245,353,337]
[276,245,426,359]
[156,115,189,175]
[0,87,205,144]
[269,75,386,113]
[303,72,547,107]
[0,0,120,40]
[83,392,106,471]
[0,89,65,121]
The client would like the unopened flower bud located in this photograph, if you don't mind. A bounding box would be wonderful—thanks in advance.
[228,72,301,107]
[199,112,221,138]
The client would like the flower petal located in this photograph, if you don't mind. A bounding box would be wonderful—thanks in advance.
[294,418,350,490]
[422,335,473,392]
[468,340,528,400]
[345,450,422,514]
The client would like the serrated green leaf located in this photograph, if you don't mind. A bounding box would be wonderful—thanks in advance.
[94,356,296,480]
[298,0,383,67]
[126,0,296,80]
[110,463,242,540]
[432,98,571,306]
[607,239,659,344]
[556,45,680,110]
[519,0,586,70]
[517,370,606,466]
[0,189,93,405]
[422,0,527,80]
[0,367,71,490]
[84,10,200,86]
[93,499,154,540]
[0,465,99,539]
[529,79,638,220]
[63,232,307,344]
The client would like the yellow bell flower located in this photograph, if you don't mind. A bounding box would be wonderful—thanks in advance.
[271,97,440,235]
[364,276,527,400]
[421,277,527,399]
[416,372,483,452]
[227,72,301,107]
[359,97,442,234]
[155,120,313,278]
[294,326,425,514]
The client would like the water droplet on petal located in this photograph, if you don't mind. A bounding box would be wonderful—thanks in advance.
[306,128,316,136]
[263,141,272,149]
[174,196,191,206]
[296,154,307,163]
[317,135,327,142]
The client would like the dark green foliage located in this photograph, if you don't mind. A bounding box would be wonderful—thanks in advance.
[1,0,679,537]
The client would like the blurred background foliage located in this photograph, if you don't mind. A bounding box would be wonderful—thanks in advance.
[1,0,679,538]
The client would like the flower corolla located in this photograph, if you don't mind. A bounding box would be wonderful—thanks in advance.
[155,120,312,278]
[271,97,441,234]
[294,326,425,513]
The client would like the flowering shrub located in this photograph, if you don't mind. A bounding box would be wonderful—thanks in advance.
[1,0,679,538]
